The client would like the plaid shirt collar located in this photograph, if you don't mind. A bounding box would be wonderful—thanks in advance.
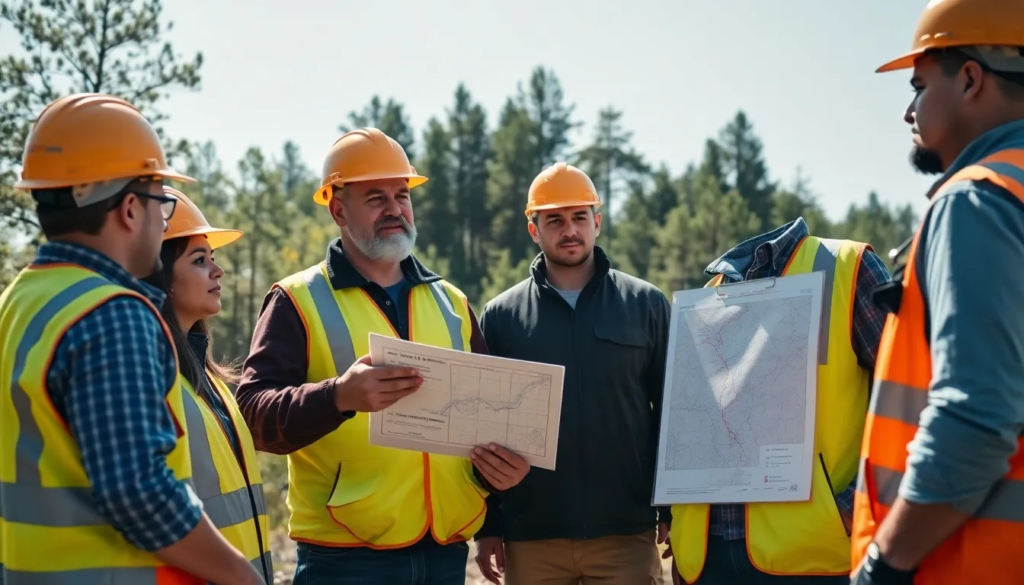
[34,241,166,308]
[704,217,810,282]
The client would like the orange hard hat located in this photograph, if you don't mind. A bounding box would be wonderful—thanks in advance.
[877,0,1024,73]
[524,162,602,218]
[14,93,194,194]
[162,187,242,249]
[313,127,427,206]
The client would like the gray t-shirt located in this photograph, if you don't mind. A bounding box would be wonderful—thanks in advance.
[554,287,582,309]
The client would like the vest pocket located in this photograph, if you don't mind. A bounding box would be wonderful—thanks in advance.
[325,460,385,542]
[426,457,490,542]
[746,452,852,574]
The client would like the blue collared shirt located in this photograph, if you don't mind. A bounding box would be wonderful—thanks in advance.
[704,217,892,540]
[39,241,203,552]
[898,118,1024,513]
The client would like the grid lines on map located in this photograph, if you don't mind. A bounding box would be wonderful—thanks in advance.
[666,295,812,474]
[441,364,550,456]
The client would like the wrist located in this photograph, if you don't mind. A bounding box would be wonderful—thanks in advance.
[862,541,916,584]
[331,377,353,413]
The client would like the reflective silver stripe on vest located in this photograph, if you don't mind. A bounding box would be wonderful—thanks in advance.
[180,389,267,528]
[302,266,466,375]
[304,265,358,373]
[427,281,464,352]
[1,565,161,584]
[860,460,1024,523]
[3,277,113,528]
[812,238,840,365]
[868,379,930,426]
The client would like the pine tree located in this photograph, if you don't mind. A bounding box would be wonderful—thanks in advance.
[574,107,648,238]
[447,84,492,292]
[340,96,416,158]
[0,0,202,285]
[486,98,537,265]
[718,111,776,229]
[607,179,657,279]
[414,117,456,260]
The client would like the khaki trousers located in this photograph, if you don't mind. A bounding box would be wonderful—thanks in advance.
[504,530,664,585]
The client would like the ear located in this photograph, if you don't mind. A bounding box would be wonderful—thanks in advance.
[593,211,602,236]
[329,195,347,229]
[112,193,141,232]
[527,220,540,244]
[962,61,986,101]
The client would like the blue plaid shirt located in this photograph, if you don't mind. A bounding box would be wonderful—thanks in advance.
[703,218,891,540]
[39,242,203,551]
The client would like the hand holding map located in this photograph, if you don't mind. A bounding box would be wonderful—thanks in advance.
[367,333,566,470]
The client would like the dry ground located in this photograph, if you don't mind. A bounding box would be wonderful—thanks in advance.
[270,535,673,584]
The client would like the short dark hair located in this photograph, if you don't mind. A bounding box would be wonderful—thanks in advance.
[929,47,1024,101]
[34,189,114,238]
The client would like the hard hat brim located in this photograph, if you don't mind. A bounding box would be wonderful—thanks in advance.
[165,227,244,249]
[13,166,197,191]
[525,200,603,217]
[876,48,926,73]
[313,173,429,206]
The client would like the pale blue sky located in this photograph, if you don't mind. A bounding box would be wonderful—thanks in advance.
[8,0,939,222]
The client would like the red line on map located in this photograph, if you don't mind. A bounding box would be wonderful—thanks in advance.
[693,306,750,444]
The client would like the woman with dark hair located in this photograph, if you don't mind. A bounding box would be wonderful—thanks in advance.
[144,187,273,583]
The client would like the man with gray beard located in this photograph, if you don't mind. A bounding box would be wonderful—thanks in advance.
[236,128,530,584]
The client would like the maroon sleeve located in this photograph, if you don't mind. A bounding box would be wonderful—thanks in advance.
[235,287,354,455]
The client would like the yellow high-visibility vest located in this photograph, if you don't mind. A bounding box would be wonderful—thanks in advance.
[671,236,871,582]
[0,263,201,584]
[275,262,489,548]
[180,372,273,580]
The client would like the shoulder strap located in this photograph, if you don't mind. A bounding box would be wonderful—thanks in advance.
[939,148,1024,204]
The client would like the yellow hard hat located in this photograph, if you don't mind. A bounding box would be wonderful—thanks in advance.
[15,93,195,195]
[162,187,242,249]
[877,0,1024,73]
[313,127,427,206]
[525,162,602,218]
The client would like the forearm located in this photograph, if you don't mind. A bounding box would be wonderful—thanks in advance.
[872,498,970,571]
[236,287,354,454]
[61,300,207,551]
[154,513,262,584]
[236,376,352,454]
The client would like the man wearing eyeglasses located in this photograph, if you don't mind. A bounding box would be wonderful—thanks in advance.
[0,93,266,584]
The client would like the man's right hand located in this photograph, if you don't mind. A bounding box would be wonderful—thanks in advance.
[474,537,505,585]
[333,354,423,412]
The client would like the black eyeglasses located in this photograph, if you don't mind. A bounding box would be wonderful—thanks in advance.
[136,193,178,221]
[108,191,177,220]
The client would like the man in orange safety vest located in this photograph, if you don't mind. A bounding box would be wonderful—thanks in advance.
[851,0,1024,583]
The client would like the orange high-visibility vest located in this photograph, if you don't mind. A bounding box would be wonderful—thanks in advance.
[850,148,1024,583]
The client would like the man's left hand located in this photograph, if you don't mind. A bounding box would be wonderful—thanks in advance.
[472,444,530,491]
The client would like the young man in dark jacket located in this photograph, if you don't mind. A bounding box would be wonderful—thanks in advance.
[474,162,671,585]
